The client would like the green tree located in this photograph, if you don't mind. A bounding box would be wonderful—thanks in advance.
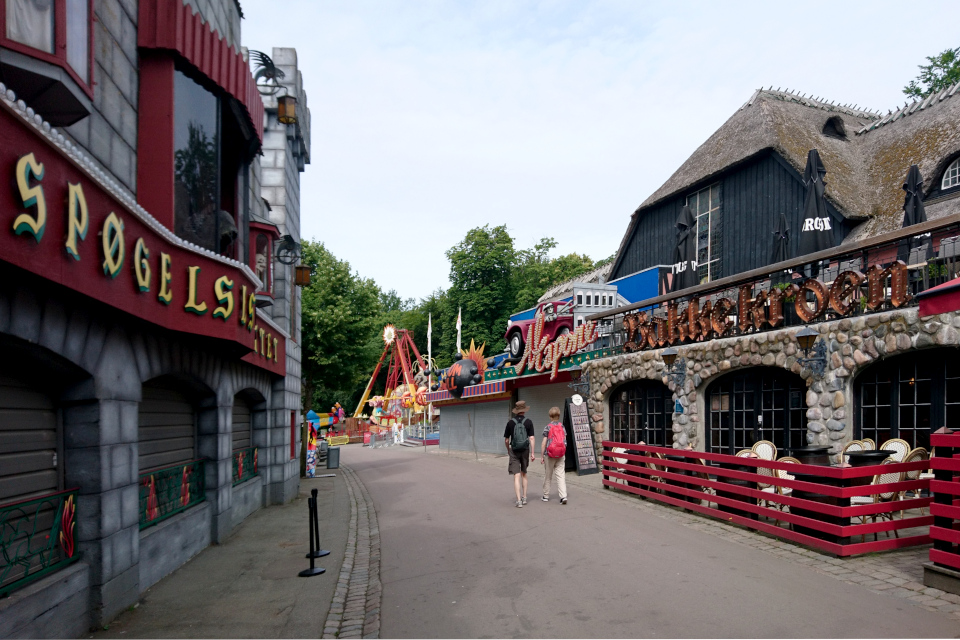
[903,46,960,99]
[300,240,383,414]
[444,225,517,357]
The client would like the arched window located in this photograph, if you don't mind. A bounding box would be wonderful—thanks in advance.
[943,158,960,190]
[610,381,673,446]
[856,350,958,451]
[706,369,806,454]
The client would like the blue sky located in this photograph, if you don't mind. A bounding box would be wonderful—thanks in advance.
[242,0,960,301]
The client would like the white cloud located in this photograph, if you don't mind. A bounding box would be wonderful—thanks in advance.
[241,0,960,300]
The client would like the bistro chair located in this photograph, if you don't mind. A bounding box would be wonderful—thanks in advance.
[899,447,930,515]
[840,440,863,465]
[610,447,629,486]
[879,438,910,462]
[860,438,876,450]
[752,440,777,461]
[769,456,800,527]
[850,458,902,542]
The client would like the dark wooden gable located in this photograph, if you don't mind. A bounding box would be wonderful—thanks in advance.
[612,150,852,282]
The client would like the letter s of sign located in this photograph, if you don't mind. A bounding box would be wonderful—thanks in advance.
[134,238,151,292]
[213,276,234,320]
[13,153,46,242]
[65,183,88,260]
[101,213,125,278]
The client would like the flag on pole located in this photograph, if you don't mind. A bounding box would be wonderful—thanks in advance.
[456,307,462,353]
[427,313,432,386]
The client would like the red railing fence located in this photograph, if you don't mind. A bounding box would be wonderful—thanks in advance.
[928,431,960,573]
[602,442,931,557]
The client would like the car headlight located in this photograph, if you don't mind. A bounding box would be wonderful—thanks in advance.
[507,320,513,328]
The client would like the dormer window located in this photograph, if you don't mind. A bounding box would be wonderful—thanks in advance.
[944,158,960,190]
[822,116,847,140]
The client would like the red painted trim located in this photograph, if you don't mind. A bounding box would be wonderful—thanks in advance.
[138,0,264,144]
[0,0,95,99]
[930,548,960,571]
[136,53,175,230]
[290,411,295,460]
[506,370,574,389]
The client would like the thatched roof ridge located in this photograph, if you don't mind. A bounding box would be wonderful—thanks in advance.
[612,85,960,273]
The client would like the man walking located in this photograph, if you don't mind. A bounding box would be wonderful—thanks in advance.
[504,401,535,507]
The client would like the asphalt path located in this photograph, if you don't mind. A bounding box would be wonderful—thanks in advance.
[344,445,959,639]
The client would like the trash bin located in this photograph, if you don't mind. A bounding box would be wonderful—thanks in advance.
[326,446,340,469]
[320,440,328,453]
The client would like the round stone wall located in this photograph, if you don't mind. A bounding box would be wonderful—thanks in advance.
[582,307,960,460]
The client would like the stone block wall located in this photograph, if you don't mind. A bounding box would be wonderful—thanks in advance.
[63,0,139,195]
[582,307,960,459]
[0,267,289,625]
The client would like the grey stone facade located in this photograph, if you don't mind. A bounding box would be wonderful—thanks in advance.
[582,307,960,459]
[0,2,310,636]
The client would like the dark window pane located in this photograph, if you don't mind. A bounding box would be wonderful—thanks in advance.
[174,70,220,252]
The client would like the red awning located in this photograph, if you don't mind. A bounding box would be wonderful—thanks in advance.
[917,277,960,316]
[139,0,264,144]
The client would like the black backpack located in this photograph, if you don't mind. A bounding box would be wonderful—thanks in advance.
[510,418,530,452]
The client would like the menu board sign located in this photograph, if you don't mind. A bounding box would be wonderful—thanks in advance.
[564,398,598,476]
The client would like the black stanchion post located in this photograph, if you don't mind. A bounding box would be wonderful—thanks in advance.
[308,488,330,558]
[298,491,325,577]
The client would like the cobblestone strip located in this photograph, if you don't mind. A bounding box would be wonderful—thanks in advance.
[322,465,382,639]
[428,447,960,619]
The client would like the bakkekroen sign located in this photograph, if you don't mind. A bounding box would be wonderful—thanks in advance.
[0,104,284,374]
[622,264,910,351]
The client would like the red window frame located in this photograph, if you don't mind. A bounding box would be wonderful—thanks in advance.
[0,0,95,99]
[250,223,278,297]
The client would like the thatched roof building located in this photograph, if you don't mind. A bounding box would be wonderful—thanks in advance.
[611,83,960,278]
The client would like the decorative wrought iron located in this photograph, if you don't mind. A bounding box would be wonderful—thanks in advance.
[0,488,79,596]
[233,447,259,486]
[250,50,285,96]
[796,339,827,379]
[662,356,687,388]
[568,369,590,396]
[139,460,206,530]
[275,234,302,265]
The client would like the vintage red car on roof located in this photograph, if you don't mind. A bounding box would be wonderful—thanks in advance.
[503,299,574,363]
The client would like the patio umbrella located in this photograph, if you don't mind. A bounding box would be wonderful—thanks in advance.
[798,149,835,260]
[671,205,699,292]
[770,213,792,286]
[896,165,932,264]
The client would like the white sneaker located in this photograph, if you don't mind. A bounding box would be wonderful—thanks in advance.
[541,495,549,502]
[516,500,523,508]
[560,497,568,505]
[521,496,527,505]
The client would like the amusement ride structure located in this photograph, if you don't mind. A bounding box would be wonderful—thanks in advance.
[353,325,433,425]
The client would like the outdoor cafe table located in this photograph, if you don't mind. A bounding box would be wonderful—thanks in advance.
[782,447,840,541]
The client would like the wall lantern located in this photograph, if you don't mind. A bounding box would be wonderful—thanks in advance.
[660,347,686,388]
[795,326,827,378]
[277,93,298,125]
[294,265,311,287]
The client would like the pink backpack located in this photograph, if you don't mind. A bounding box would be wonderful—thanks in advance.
[545,423,566,458]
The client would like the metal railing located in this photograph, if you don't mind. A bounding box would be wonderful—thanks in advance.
[232,447,259,486]
[0,488,79,596]
[602,443,931,556]
[139,459,206,530]
[587,214,960,353]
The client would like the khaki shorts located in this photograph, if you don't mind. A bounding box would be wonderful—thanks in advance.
[508,447,530,475]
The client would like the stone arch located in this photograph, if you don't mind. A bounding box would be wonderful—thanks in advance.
[608,379,673,446]
[232,387,268,454]
[0,333,93,505]
[701,366,807,455]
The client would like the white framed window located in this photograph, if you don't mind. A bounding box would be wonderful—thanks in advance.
[944,158,960,190]
[687,183,722,284]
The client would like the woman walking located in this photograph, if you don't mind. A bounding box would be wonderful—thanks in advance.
[540,406,568,504]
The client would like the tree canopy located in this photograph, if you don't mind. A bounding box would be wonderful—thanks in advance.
[903,46,960,99]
